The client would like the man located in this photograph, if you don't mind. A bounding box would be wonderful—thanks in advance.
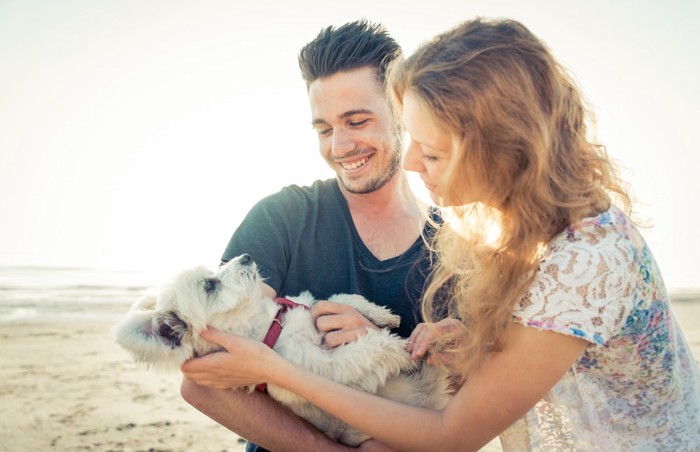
[181,20,432,451]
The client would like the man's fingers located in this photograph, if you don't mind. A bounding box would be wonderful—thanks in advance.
[311,300,353,320]
[315,312,372,333]
[322,327,367,348]
[312,301,381,347]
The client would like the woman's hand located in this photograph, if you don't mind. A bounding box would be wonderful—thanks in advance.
[180,327,278,389]
[407,318,466,364]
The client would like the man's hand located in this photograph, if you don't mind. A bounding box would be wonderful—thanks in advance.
[311,300,380,348]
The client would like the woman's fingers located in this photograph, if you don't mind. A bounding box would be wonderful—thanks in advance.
[407,323,434,359]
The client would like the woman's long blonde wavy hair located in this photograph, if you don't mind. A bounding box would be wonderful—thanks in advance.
[389,18,631,378]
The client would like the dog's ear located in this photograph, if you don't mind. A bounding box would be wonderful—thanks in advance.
[113,308,193,371]
[128,292,158,313]
[113,307,159,352]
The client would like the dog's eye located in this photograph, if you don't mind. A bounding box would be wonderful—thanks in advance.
[202,278,219,295]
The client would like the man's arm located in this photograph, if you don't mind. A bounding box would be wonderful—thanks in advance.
[180,378,349,452]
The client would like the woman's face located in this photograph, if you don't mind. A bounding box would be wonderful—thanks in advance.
[401,91,465,206]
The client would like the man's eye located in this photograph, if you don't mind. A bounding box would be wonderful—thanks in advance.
[424,155,439,162]
[349,119,368,127]
[316,127,332,136]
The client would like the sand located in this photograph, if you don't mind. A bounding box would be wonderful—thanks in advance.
[1,300,698,452]
[0,313,247,452]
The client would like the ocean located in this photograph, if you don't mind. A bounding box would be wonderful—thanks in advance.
[0,265,163,323]
[1,264,699,324]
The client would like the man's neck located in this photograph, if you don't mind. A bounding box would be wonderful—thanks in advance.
[337,174,424,261]
[338,173,417,217]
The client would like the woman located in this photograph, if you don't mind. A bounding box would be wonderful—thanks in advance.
[182,18,700,450]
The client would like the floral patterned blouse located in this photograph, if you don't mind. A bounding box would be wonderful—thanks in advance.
[501,206,700,451]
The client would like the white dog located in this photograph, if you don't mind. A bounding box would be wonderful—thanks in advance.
[114,253,449,446]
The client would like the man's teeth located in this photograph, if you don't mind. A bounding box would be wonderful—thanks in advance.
[341,157,368,170]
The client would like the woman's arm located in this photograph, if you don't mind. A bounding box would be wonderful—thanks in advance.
[182,324,588,451]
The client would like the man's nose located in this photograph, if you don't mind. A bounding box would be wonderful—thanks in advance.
[331,129,355,157]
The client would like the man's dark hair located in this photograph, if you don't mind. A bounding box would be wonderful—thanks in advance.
[298,19,401,88]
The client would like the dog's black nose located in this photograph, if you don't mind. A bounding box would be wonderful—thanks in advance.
[239,254,252,265]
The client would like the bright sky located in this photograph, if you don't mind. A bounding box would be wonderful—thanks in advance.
[1,0,698,290]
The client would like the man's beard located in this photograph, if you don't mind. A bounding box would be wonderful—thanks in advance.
[339,134,403,194]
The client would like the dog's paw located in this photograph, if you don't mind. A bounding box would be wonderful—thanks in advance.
[328,294,400,329]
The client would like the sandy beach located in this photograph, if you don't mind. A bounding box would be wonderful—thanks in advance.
[0,313,247,452]
[1,297,698,452]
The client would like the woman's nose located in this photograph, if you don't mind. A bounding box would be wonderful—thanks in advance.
[403,139,424,173]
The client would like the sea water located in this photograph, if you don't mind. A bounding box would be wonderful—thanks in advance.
[0,265,164,322]
[1,265,698,324]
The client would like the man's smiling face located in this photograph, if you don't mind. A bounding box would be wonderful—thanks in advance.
[308,67,401,194]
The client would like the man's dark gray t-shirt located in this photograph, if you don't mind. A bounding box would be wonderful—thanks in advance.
[221,178,433,338]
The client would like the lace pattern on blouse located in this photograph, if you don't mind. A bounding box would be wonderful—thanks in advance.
[501,207,700,451]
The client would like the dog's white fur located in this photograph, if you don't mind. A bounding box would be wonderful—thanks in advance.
[114,254,449,446]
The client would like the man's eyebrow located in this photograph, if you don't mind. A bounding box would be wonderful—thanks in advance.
[340,109,373,118]
[311,109,374,127]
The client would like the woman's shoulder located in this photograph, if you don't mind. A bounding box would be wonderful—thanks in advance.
[514,207,644,344]
[547,205,640,256]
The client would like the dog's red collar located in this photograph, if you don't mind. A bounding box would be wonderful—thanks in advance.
[257,297,310,393]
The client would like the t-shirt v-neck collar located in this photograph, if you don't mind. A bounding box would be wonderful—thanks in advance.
[332,182,424,268]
